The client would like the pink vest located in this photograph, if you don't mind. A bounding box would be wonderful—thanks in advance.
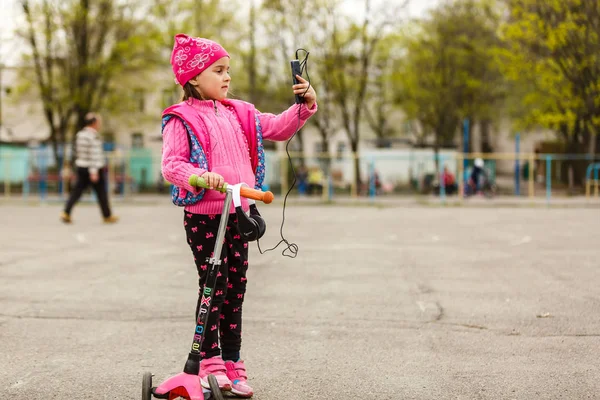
[162,99,260,171]
[161,99,266,206]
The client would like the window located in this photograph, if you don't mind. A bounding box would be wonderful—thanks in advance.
[314,141,324,155]
[132,89,145,112]
[131,132,144,148]
[336,142,346,160]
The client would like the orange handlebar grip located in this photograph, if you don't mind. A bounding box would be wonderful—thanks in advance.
[239,186,274,204]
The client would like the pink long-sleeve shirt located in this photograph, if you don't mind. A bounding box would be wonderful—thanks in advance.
[162,99,317,214]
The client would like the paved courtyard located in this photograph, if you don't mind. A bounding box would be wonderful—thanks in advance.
[1,199,599,399]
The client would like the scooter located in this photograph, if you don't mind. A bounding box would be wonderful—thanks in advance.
[142,176,274,400]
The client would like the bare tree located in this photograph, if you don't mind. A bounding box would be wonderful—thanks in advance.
[328,0,407,190]
[21,0,73,165]
[364,35,403,148]
[247,0,258,105]
[19,0,161,166]
[260,0,318,155]
[309,0,343,171]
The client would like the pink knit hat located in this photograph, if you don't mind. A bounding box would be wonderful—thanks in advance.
[170,33,229,86]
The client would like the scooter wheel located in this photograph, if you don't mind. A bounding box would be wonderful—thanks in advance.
[207,374,225,400]
[142,372,152,400]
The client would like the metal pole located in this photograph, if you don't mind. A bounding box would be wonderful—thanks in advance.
[515,133,520,196]
[39,145,47,201]
[23,151,30,200]
[350,152,358,198]
[594,165,599,198]
[327,173,333,201]
[528,153,534,198]
[368,158,375,198]
[457,154,464,198]
[439,154,446,203]
[462,119,469,194]
[546,155,552,204]
[120,150,126,199]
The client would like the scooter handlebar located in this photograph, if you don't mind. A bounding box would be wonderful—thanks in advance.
[188,174,274,204]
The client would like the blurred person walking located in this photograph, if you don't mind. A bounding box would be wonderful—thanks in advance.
[60,113,118,224]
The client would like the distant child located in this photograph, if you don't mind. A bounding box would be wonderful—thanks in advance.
[469,158,487,194]
[161,33,317,397]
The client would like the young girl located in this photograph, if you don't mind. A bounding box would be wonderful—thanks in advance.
[161,33,317,398]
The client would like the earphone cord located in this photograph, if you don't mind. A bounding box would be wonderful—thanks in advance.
[257,49,311,258]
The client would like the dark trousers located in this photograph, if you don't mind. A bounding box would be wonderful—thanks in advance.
[64,167,112,218]
[184,211,249,359]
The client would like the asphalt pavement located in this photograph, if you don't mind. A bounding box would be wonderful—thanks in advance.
[1,202,598,399]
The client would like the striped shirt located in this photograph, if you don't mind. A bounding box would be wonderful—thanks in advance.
[75,127,105,174]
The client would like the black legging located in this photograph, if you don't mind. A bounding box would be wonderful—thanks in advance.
[183,211,249,359]
[64,167,112,218]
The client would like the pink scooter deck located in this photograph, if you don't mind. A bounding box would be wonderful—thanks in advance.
[153,372,211,400]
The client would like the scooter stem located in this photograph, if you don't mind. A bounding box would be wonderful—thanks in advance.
[183,187,233,373]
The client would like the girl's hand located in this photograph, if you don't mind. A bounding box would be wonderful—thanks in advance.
[293,75,317,109]
[201,171,225,190]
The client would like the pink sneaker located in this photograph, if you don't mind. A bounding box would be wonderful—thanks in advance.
[225,360,254,398]
[199,356,232,391]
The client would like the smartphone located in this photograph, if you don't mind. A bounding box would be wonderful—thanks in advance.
[290,60,305,104]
